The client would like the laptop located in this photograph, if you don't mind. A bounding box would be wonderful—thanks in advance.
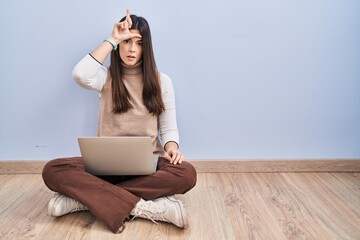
[78,137,159,175]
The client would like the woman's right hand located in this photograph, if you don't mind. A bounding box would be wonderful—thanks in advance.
[90,9,141,64]
[110,9,142,44]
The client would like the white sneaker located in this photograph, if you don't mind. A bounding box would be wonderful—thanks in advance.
[131,196,188,229]
[48,193,88,217]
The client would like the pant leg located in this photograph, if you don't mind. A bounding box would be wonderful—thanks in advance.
[42,157,140,233]
[117,157,197,200]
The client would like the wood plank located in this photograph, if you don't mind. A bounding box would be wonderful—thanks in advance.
[181,182,236,240]
[218,173,287,240]
[1,159,360,174]
[0,175,44,224]
[248,173,333,239]
[0,175,52,239]
[317,173,360,217]
[282,173,360,240]
[332,172,360,194]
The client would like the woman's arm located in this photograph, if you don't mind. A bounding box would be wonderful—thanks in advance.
[159,73,184,165]
[72,54,108,92]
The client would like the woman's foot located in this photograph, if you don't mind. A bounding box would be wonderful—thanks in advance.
[48,193,88,217]
[131,196,188,229]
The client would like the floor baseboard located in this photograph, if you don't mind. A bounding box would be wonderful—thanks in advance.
[191,159,360,173]
[0,159,359,174]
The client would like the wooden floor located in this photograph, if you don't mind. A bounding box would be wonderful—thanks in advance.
[0,172,359,239]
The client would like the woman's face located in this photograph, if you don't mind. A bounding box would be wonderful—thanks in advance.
[119,29,143,66]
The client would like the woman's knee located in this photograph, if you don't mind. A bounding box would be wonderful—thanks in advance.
[43,158,64,180]
[42,157,81,190]
[179,161,197,191]
[43,158,64,190]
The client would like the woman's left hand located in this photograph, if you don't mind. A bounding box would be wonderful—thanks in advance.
[164,143,184,165]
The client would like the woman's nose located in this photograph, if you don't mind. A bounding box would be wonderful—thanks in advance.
[129,43,136,52]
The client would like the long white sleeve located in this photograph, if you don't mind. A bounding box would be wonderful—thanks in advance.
[158,73,180,149]
[72,54,107,92]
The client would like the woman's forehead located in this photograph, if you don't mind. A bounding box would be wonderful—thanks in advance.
[130,29,142,38]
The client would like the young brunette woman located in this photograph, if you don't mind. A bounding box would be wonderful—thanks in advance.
[42,10,197,234]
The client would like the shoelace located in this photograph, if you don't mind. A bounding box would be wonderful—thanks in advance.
[71,202,87,212]
[70,199,87,212]
[131,201,168,224]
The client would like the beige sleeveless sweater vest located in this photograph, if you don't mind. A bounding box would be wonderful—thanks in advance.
[96,61,163,154]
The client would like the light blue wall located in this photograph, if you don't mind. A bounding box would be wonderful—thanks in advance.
[0,0,359,160]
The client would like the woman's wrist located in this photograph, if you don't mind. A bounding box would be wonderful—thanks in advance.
[103,37,118,50]
[108,35,121,45]
[164,141,179,152]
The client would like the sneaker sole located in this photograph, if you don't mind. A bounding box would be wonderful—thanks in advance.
[47,194,60,217]
[166,196,189,229]
[48,194,88,217]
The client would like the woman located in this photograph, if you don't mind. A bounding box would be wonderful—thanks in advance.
[42,9,197,234]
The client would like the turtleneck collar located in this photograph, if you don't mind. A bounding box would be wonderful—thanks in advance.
[121,60,143,76]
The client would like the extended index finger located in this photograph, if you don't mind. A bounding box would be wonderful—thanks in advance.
[125,9,132,28]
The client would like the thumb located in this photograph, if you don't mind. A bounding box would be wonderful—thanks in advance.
[163,152,172,161]
[130,32,142,39]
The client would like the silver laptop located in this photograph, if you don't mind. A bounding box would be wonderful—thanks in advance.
[78,137,159,175]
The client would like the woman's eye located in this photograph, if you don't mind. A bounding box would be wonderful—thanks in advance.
[137,42,143,46]
[124,39,130,43]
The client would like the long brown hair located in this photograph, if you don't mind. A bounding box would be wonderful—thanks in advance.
[109,15,164,116]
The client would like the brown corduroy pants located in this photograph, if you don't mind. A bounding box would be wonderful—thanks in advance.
[42,157,197,233]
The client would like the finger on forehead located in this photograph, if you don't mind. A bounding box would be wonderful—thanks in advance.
[131,33,142,39]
